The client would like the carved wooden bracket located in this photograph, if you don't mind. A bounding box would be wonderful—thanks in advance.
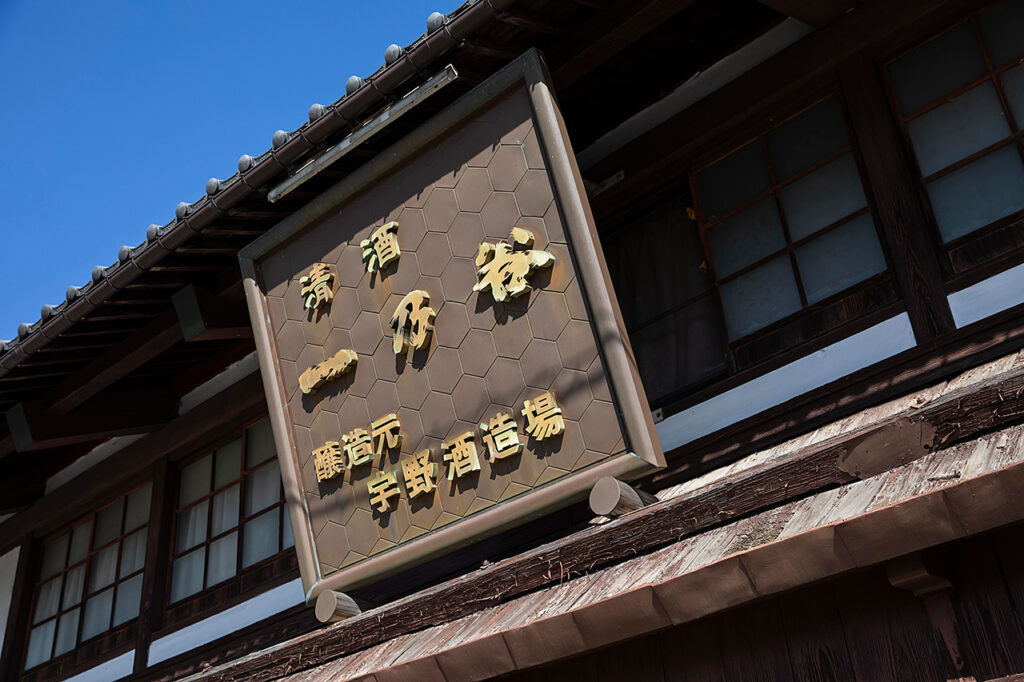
[886,553,966,675]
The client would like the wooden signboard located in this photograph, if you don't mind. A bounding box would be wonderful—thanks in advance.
[240,50,664,600]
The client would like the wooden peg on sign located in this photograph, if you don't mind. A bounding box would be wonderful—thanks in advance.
[314,590,362,624]
[589,476,658,517]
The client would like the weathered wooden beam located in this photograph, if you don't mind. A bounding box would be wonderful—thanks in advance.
[756,0,854,27]
[6,388,178,452]
[549,0,697,89]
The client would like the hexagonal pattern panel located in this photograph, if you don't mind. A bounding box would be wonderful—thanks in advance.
[258,86,632,579]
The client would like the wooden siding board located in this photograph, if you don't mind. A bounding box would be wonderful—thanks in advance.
[778,582,856,682]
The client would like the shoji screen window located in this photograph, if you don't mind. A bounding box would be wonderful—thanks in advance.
[24,484,152,670]
[169,419,293,603]
[887,0,1024,270]
[693,95,888,342]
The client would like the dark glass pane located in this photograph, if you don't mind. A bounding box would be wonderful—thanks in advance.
[890,21,988,115]
[119,528,147,578]
[927,144,1024,241]
[630,297,728,403]
[81,589,114,640]
[605,194,727,405]
[93,498,124,549]
[40,534,69,580]
[796,215,887,304]
[214,439,243,489]
[979,0,1024,66]
[170,548,205,603]
[62,565,85,609]
[179,454,212,507]
[282,508,295,549]
[68,522,91,565]
[907,82,1010,176]
[696,141,771,219]
[719,256,802,339]
[245,465,281,517]
[243,510,279,568]
[24,621,55,669]
[53,608,79,657]
[246,420,277,468]
[175,499,209,553]
[33,577,61,624]
[207,532,238,587]
[211,484,240,536]
[87,544,117,593]
[1000,64,1024,127]
[124,483,152,533]
[779,154,867,241]
[767,97,849,180]
[113,574,143,627]
[707,197,786,278]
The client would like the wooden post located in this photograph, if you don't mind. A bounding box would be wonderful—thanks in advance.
[134,459,172,675]
[314,590,362,624]
[838,53,955,343]
[589,476,658,517]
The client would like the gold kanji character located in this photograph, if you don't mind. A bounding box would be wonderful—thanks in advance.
[401,450,437,499]
[473,227,556,302]
[390,290,436,355]
[442,431,480,480]
[367,470,400,513]
[521,392,565,441]
[480,411,523,461]
[312,441,344,482]
[371,413,404,456]
[360,221,401,273]
[299,349,358,395]
[299,263,336,311]
[342,427,374,468]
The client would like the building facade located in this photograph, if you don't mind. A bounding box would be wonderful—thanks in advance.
[3,0,1024,680]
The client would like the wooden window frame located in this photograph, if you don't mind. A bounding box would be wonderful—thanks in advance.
[877,4,1024,292]
[13,412,301,680]
[20,481,151,681]
[688,87,901,372]
[162,416,296,630]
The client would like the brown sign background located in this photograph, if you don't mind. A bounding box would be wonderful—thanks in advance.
[241,51,663,599]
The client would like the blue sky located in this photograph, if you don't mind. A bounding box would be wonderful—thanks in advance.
[0,0,457,339]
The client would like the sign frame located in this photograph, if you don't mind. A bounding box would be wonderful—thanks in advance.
[240,49,664,601]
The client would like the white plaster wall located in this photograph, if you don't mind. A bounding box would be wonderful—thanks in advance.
[948,261,1024,329]
[63,650,134,682]
[0,546,21,660]
[147,578,304,666]
[657,313,917,451]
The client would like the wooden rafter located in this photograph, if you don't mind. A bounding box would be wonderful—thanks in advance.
[45,283,248,415]
[6,387,178,452]
[756,0,855,28]
[549,0,697,89]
